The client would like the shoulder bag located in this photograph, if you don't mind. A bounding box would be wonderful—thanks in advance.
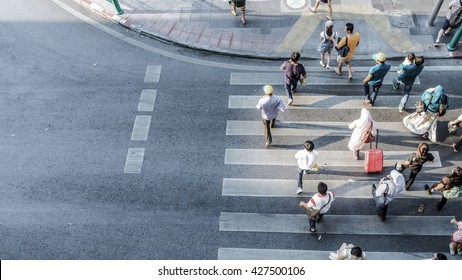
[443,186,460,200]
[335,36,349,57]
[306,194,331,221]
[360,121,375,144]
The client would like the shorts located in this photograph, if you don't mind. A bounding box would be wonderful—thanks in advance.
[337,55,352,64]
[443,18,460,30]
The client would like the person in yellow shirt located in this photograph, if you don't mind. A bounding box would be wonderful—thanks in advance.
[332,23,360,80]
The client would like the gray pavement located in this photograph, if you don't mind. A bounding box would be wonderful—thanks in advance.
[72,0,462,60]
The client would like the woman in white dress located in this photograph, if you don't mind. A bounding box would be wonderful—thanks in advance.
[348,108,374,160]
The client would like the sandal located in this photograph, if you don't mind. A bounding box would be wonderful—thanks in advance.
[418,204,425,213]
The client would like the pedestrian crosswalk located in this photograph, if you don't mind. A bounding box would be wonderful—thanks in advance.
[219,71,462,260]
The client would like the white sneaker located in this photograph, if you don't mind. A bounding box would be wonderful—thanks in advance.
[319,61,326,67]
[325,64,330,69]
[287,99,293,105]
[296,187,303,194]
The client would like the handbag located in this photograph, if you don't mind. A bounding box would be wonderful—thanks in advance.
[306,194,331,221]
[360,122,375,144]
[375,184,389,207]
[335,36,349,57]
[443,186,460,199]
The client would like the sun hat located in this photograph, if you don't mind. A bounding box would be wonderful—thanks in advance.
[372,52,386,62]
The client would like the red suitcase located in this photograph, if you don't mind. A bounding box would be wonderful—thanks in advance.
[364,129,383,173]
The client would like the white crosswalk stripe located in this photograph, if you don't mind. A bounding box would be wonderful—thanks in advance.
[220,72,461,260]
[222,178,442,199]
[228,95,421,109]
[230,72,420,86]
[224,149,442,168]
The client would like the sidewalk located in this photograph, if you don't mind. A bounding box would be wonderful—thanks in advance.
[73,0,462,60]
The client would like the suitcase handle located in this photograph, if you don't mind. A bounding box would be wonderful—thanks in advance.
[370,129,379,149]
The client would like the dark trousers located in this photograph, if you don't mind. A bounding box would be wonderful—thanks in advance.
[364,83,381,105]
[437,195,448,211]
[377,204,388,221]
[405,169,421,190]
[309,213,324,230]
[263,119,275,144]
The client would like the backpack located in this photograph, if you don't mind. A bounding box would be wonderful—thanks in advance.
[448,0,462,27]
[422,86,448,115]
[443,186,460,199]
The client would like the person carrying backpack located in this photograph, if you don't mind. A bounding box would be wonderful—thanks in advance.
[435,0,462,47]
[403,85,449,142]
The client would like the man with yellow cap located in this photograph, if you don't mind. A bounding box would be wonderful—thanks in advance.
[256,85,285,147]
[362,52,391,106]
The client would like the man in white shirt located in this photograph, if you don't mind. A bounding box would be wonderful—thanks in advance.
[256,85,285,147]
[294,140,319,194]
[299,182,335,233]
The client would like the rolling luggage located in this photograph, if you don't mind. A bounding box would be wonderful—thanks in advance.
[364,129,383,173]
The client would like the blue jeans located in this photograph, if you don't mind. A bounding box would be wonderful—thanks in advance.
[284,80,297,100]
[364,83,381,105]
[309,213,324,230]
[398,83,413,110]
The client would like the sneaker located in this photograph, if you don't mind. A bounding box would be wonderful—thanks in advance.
[287,99,293,105]
[265,141,271,148]
[449,244,456,256]
[453,143,458,153]
[434,41,440,47]
[320,61,326,67]
[309,227,317,233]
[326,64,330,69]
[399,108,403,113]
[296,187,303,194]
[392,80,399,91]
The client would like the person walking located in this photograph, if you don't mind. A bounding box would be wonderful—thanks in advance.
[332,22,360,80]
[403,85,448,142]
[425,168,461,212]
[434,0,462,47]
[449,217,462,256]
[372,170,405,221]
[430,252,448,260]
[256,85,285,148]
[398,142,435,191]
[329,243,366,260]
[392,55,425,112]
[318,20,337,69]
[299,182,335,233]
[362,52,391,106]
[309,0,333,20]
[228,0,246,25]
[295,140,319,194]
[347,108,374,160]
[448,114,462,152]
[280,52,306,106]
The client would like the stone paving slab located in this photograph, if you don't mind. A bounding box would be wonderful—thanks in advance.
[71,0,462,60]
